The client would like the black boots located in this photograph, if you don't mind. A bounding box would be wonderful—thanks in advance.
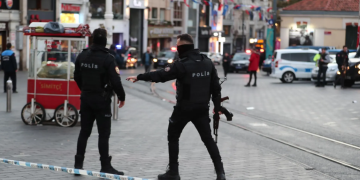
[215,162,226,180]
[100,156,124,175]
[74,155,84,176]
[158,165,181,180]
[217,172,226,180]
[244,83,250,87]
[252,83,257,87]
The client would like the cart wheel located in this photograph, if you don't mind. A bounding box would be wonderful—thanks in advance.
[21,102,46,125]
[54,103,79,127]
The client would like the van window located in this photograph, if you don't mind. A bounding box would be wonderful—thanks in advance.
[281,53,291,60]
[307,53,316,62]
[291,53,309,62]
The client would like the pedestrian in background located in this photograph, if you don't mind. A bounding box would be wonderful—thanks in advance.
[259,51,265,70]
[334,46,349,88]
[109,44,122,68]
[222,52,231,78]
[316,48,330,87]
[1,43,17,93]
[245,48,260,87]
[126,34,226,180]
[141,47,154,73]
[73,28,126,175]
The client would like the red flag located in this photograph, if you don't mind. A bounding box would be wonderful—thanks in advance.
[218,3,223,11]
[184,0,190,7]
[230,0,234,2]
[267,7,272,12]
[259,12,262,19]
[203,0,209,5]
[245,10,250,15]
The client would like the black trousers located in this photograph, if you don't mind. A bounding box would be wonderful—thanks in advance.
[247,71,257,84]
[3,71,16,92]
[317,66,328,85]
[168,109,223,172]
[145,65,151,73]
[222,64,229,77]
[334,65,345,87]
[76,95,112,158]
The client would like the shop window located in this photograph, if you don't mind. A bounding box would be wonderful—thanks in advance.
[199,4,207,26]
[90,0,105,19]
[249,25,254,38]
[28,0,53,11]
[173,2,183,20]
[160,9,165,22]
[113,0,124,19]
[152,8,158,19]
[223,26,231,37]
[173,21,182,27]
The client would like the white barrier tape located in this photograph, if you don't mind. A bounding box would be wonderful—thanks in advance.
[0,158,152,180]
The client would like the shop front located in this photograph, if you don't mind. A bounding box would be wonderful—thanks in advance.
[148,26,173,54]
[198,26,211,52]
[0,0,20,65]
[28,0,56,24]
[60,3,81,24]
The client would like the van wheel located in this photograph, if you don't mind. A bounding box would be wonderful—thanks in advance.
[281,72,295,83]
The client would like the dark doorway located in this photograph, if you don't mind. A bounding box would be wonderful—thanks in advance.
[198,38,209,52]
[129,9,144,56]
[223,43,231,54]
[346,25,357,49]
[233,36,246,53]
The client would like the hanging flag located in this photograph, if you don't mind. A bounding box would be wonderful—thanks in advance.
[184,0,190,7]
[259,12,262,20]
[209,1,212,8]
[218,2,223,11]
[224,0,228,5]
[255,7,261,11]
[250,11,254,20]
[203,0,209,6]
[222,5,228,16]
[234,4,241,9]
[250,5,255,10]
[267,7,272,12]
[245,10,250,15]
[230,0,235,3]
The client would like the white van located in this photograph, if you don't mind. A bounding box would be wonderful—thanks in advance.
[270,49,319,83]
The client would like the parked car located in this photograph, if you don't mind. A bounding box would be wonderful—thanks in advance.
[311,52,358,83]
[286,46,336,51]
[333,58,360,87]
[262,58,272,75]
[125,47,139,69]
[270,49,318,83]
[229,52,251,73]
[200,52,222,65]
[153,50,175,69]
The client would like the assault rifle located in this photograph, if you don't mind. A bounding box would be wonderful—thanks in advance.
[213,78,233,144]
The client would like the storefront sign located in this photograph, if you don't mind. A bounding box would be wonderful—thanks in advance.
[61,4,81,12]
[0,0,19,10]
[129,0,145,9]
[148,27,173,38]
[324,31,331,35]
[199,27,211,38]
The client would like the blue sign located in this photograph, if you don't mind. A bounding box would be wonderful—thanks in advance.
[266,28,274,58]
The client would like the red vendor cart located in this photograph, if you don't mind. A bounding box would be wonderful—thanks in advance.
[21,22,90,127]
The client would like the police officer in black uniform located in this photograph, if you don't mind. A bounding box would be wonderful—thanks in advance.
[74,28,126,175]
[334,45,349,88]
[126,34,226,180]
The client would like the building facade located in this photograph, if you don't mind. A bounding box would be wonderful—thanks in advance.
[280,0,359,49]
[0,0,21,68]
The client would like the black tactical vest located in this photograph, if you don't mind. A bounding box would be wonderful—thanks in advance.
[176,54,213,108]
[79,49,110,93]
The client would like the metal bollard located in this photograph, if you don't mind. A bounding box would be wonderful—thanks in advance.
[112,93,118,120]
[6,80,12,112]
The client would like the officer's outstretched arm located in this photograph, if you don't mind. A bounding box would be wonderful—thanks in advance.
[105,56,126,101]
[136,62,185,83]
